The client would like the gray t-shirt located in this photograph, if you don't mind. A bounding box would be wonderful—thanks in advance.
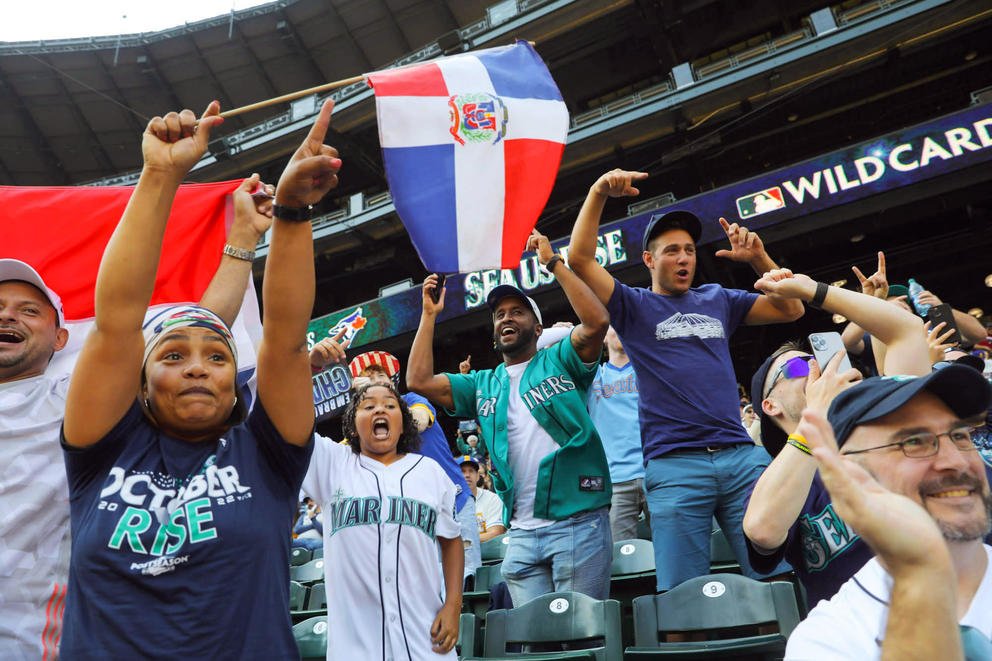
[0,372,72,661]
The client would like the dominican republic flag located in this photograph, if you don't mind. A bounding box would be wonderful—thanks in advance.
[366,41,569,273]
[0,182,262,381]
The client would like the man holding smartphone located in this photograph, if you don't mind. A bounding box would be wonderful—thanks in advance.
[744,271,930,608]
[566,169,803,591]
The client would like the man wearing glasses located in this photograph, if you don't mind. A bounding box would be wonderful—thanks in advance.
[785,364,992,659]
[742,271,930,608]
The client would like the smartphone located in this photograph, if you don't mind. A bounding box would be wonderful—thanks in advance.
[808,331,853,373]
[429,273,446,303]
[927,304,962,346]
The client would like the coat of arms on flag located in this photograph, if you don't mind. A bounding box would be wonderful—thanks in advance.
[366,41,569,273]
[736,186,786,219]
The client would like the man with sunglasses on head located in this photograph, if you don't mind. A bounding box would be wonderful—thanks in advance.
[743,270,931,609]
[784,364,992,660]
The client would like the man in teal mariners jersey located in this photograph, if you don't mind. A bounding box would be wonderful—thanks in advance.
[407,230,613,606]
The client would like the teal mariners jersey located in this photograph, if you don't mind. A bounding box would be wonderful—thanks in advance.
[446,332,611,526]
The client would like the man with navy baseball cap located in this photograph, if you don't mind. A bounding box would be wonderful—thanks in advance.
[786,365,992,660]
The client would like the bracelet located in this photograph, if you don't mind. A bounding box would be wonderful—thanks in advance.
[272,203,314,222]
[809,282,829,309]
[222,244,255,262]
[544,255,563,273]
[787,433,812,455]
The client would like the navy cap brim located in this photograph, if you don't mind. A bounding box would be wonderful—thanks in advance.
[486,285,542,325]
[750,348,796,457]
[827,365,992,447]
[642,210,702,252]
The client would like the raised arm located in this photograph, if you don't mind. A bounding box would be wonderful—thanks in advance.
[755,270,929,376]
[916,289,987,345]
[65,103,224,447]
[714,218,804,325]
[528,230,608,363]
[405,274,455,409]
[198,174,274,326]
[567,169,647,305]
[256,99,341,446]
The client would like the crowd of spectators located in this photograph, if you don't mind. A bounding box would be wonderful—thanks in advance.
[4,102,992,661]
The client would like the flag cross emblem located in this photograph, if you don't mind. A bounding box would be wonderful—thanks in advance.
[448,93,508,145]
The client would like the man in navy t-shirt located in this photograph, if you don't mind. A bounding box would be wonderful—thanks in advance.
[567,169,804,590]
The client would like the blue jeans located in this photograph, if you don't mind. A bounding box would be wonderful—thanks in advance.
[500,507,612,607]
[459,498,482,579]
[644,444,791,591]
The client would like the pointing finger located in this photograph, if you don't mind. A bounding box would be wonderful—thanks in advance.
[305,99,335,150]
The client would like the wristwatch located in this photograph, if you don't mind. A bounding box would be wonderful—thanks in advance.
[272,203,315,223]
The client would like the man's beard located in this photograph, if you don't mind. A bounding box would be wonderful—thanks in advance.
[919,474,992,542]
[493,325,535,356]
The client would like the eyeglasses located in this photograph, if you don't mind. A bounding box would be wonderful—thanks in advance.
[764,355,814,399]
[842,426,981,458]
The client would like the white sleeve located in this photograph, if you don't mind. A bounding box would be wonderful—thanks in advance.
[434,463,461,540]
[301,434,350,505]
[479,491,504,529]
[785,585,882,661]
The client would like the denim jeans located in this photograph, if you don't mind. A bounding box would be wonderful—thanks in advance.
[458,497,482,579]
[610,478,649,542]
[500,506,612,607]
[644,443,791,591]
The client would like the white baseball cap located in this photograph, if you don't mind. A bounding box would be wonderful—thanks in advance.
[0,259,66,326]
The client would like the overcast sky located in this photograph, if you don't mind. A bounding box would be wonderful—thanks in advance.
[1,1,272,42]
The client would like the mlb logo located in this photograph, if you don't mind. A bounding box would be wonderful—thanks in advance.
[736,187,785,219]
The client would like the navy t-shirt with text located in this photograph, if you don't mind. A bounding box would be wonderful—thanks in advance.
[606,280,757,460]
[60,400,312,660]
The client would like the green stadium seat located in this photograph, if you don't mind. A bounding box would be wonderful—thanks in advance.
[709,528,740,573]
[458,613,482,658]
[481,534,510,565]
[608,539,657,648]
[464,591,623,661]
[636,516,652,541]
[626,574,801,659]
[306,582,327,611]
[293,615,327,661]
[463,563,503,621]
[312,546,324,559]
[290,547,312,566]
[290,558,325,585]
[289,580,308,612]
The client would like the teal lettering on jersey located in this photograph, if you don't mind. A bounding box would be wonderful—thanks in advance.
[386,496,439,539]
[799,503,860,572]
[328,496,383,537]
[521,375,575,410]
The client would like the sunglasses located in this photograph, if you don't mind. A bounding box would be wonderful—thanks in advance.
[764,355,814,399]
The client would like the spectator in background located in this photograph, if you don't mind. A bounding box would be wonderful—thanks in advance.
[587,326,649,541]
[744,271,930,609]
[460,455,507,542]
[293,498,323,551]
[567,169,802,591]
[456,419,487,463]
[478,463,494,491]
[784,366,992,660]
[408,228,613,607]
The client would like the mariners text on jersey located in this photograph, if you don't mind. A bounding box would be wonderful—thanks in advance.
[327,493,440,539]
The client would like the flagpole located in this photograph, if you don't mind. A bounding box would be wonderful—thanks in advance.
[218,75,366,118]
[217,41,537,119]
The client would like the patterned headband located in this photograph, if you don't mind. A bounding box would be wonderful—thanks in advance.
[142,305,237,367]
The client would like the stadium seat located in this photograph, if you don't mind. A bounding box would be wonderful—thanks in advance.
[463,591,623,661]
[290,558,325,585]
[458,612,482,658]
[312,546,324,560]
[463,563,504,621]
[481,534,510,565]
[635,516,652,541]
[307,582,327,611]
[293,615,328,661]
[289,580,308,612]
[290,547,313,566]
[709,528,740,573]
[608,539,656,648]
[626,574,801,659]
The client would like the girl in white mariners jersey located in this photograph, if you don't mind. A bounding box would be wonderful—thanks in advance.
[302,382,463,659]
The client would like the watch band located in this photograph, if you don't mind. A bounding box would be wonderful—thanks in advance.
[222,244,255,262]
[544,255,563,273]
[809,281,829,309]
[272,203,314,222]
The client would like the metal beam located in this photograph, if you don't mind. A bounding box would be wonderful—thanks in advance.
[378,0,413,53]
[93,52,147,136]
[276,8,327,83]
[184,38,238,126]
[40,55,117,175]
[138,47,186,112]
[0,69,70,184]
[320,0,374,72]
[230,21,279,98]
[434,0,461,32]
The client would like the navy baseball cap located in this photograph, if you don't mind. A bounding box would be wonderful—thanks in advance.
[642,210,702,252]
[826,365,992,447]
[458,455,480,469]
[486,285,543,325]
[750,346,802,457]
